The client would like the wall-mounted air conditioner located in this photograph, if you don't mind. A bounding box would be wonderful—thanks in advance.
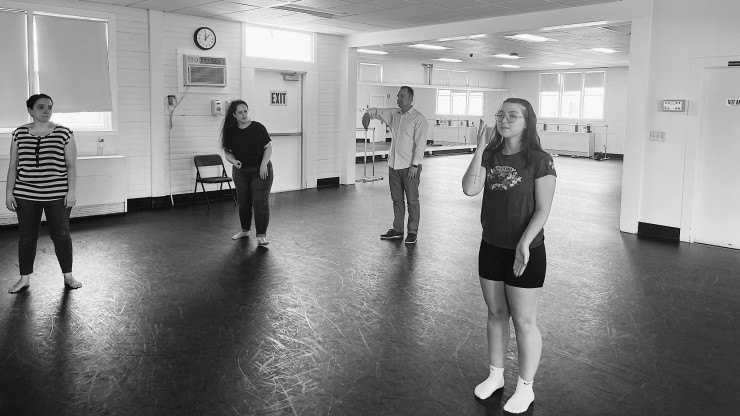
[183,55,227,87]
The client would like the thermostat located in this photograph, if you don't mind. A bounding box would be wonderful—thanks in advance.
[661,99,685,112]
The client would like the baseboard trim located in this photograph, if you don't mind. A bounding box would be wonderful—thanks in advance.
[317,177,340,188]
[638,222,680,242]
[128,189,236,211]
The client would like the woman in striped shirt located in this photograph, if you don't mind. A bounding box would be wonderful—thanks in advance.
[5,94,82,293]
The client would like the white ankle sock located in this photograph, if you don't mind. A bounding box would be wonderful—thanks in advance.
[474,365,504,399]
[503,376,535,413]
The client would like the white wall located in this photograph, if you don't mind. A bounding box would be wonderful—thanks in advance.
[316,34,342,179]
[625,0,740,232]
[503,67,628,154]
[162,13,243,196]
[0,0,345,201]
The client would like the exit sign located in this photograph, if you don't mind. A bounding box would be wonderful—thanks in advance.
[270,91,287,106]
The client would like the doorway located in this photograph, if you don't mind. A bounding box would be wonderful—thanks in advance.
[252,70,303,193]
[692,67,740,248]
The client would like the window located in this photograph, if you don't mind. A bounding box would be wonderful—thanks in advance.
[0,7,115,132]
[436,89,485,116]
[468,91,484,116]
[538,70,606,120]
[244,26,313,62]
[358,63,382,83]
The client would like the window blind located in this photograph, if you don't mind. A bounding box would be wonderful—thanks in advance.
[0,10,30,127]
[35,14,112,113]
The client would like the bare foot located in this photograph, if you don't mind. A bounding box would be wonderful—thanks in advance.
[8,276,30,294]
[232,230,249,240]
[63,273,82,290]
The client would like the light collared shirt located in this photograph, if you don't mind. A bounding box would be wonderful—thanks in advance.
[367,106,428,169]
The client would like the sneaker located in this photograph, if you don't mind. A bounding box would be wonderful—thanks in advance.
[232,231,249,240]
[380,229,404,240]
[257,236,269,246]
[405,233,417,244]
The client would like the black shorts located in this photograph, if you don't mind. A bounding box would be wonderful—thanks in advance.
[478,240,547,288]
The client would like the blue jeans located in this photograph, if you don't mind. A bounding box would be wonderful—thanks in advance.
[232,162,273,235]
[15,198,73,275]
[388,166,422,235]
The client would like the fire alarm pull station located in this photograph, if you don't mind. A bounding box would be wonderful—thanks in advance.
[211,99,224,116]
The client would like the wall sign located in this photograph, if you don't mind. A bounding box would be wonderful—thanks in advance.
[661,99,685,112]
[270,91,287,106]
[727,98,740,106]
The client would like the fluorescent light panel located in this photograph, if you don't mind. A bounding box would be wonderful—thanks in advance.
[541,21,608,31]
[504,34,552,42]
[437,34,487,41]
[408,44,450,51]
[358,49,388,55]
[554,61,574,65]
[499,64,520,68]
[493,53,523,59]
[269,4,340,19]
[433,58,462,63]
[591,48,618,53]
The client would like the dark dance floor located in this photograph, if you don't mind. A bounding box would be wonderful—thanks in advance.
[1,155,738,416]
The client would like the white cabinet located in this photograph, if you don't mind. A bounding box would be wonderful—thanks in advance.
[0,155,126,225]
[539,131,595,157]
[432,126,476,144]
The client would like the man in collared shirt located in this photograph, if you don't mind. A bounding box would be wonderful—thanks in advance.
[362,86,428,244]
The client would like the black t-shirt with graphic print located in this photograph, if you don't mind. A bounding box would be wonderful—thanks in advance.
[480,149,557,249]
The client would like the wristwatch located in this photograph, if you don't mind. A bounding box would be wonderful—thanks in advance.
[412,164,419,167]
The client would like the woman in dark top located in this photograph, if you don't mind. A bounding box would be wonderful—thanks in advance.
[220,100,273,246]
[6,94,82,293]
[462,98,556,413]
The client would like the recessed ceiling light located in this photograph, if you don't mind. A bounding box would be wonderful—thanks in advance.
[499,64,520,68]
[357,49,388,55]
[493,53,523,60]
[541,21,608,31]
[591,48,618,53]
[553,61,575,65]
[433,58,463,63]
[408,44,450,50]
[504,34,553,42]
[438,34,488,41]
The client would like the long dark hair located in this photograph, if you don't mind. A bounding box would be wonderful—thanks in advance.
[26,93,53,109]
[483,97,545,167]
[220,99,248,150]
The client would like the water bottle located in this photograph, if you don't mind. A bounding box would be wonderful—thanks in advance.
[97,137,105,156]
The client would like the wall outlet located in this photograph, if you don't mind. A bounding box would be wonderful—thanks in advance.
[649,131,666,141]
[167,95,176,106]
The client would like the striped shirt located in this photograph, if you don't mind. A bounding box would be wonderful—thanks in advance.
[11,125,72,201]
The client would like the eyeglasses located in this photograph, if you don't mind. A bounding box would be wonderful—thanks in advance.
[494,112,524,123]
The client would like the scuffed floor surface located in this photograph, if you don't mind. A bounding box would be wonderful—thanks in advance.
[1,155,738,416]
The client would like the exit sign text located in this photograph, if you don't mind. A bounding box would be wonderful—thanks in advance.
[271,91,287,106]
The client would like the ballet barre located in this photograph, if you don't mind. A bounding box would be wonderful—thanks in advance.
[356,127,383,183]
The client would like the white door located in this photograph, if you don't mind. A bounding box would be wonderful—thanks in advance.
[251,70,303,193]
[693,67,740,249]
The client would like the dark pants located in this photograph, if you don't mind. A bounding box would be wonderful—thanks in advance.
[232,162,273,235]
[388,165,422,235]
[15,198,73,275]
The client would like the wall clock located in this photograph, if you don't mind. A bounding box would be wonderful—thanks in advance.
[194,27,216,50]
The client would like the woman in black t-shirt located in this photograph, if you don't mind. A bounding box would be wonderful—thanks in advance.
[220,100,273,246]
[462,98,556,413]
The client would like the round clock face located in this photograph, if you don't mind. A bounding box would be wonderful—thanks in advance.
[194,27,216,50]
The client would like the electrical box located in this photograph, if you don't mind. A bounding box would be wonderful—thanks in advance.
[211,99,224,116]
